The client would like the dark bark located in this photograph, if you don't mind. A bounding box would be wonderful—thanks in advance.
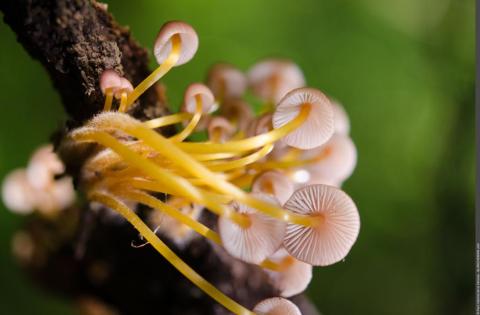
[1,1,320,314]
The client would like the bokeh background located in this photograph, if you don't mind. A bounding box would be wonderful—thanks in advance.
[0,0,475,314]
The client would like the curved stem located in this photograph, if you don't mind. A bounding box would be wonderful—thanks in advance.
[175,105,310,154]
[90,192,254,315]
[170,96,203,142]
[125,34,181,109]
[143,112,192,129]
[205,144,273,172]
[79,114,315,226]
[118,189,222,245]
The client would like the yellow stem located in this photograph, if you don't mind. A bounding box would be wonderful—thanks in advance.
[143,112,193,129]
[73,131,250,227]
[80,113,314,226]
[170,96,202,142]
[118,189,222,245]
[125,34,181,109]
[205,144,273,172]
[175,104,310,154]
[191,152,240,161]
[118,92,128,112]
[259,256,295,272]
[103,89,114,111]
[90,192,254,315]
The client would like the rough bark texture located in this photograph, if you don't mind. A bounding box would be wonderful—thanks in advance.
[0,1,320,314]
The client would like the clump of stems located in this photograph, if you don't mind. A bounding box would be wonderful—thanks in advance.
[52,21,360,314]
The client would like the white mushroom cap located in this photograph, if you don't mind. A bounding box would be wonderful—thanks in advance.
[181,83,215,114]
[50,177,76,210]
[207,116,236,143]
[248,59,305,103]
[252,171,294,205]
[153,21,199,66]
[207,63,247,99]
[264,248,312,297]
[253,297,302,315]
[272,88,334,149]
[2,169,35,214]
[283,185,360,266]
[99,69,122,94]
[331,99,350,135]
[218,193,286,264]
[114,77,134,99]
[26,145,64,189]
[303,134,357,184]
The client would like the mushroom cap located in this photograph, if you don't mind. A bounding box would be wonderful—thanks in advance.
[331,100,350,135]
[181,83,215,114]
[303,134,357,184]
[2,169,35,214]
[114,78,134,98]
[252,170,294,205]
[218,193,286,264]
[50,177,76,210]
[1,169,35,214]
[283,184,360,266]
[247,113,273,137]
[253,297,301,315]
[99,69,122,94]
[248,59,305,103]
[272,88,334,149]
[207,116,236,142]
[220,98,255,132]
[264,248,312,297]
[207,63,247,99]
[153,21,199,66]
[26,145,64,189]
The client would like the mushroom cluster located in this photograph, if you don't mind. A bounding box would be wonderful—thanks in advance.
[2,145,75,217]
[3,21,360,314]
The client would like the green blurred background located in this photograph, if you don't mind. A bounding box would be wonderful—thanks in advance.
[0,0,475,314]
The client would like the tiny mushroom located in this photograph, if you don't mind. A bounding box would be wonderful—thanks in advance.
[182,83,215,114]
[248,59,305,103]
[154,21,199,66]
[264,248,312,297]
[207,63,247,100]
[283,184,360,266]
[253,297,302,315]
[252,170,294,205]
[272,87,334,150]
[218,193,286,264]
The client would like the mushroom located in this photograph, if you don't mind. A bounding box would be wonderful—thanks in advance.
[302,134,357,185]
[264,248,312,297]
[26,144,64,189]
[181,83,215,114]
[218,193,286,264]
[248,59,305,103]
[283,184,360,266]
[252,170,294,205]
[253,297,302,315]
[2,169,35,214]
[207,116,236,143]
[154,21,199,66]
[272,87,334,149]
[207,63,247,100]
